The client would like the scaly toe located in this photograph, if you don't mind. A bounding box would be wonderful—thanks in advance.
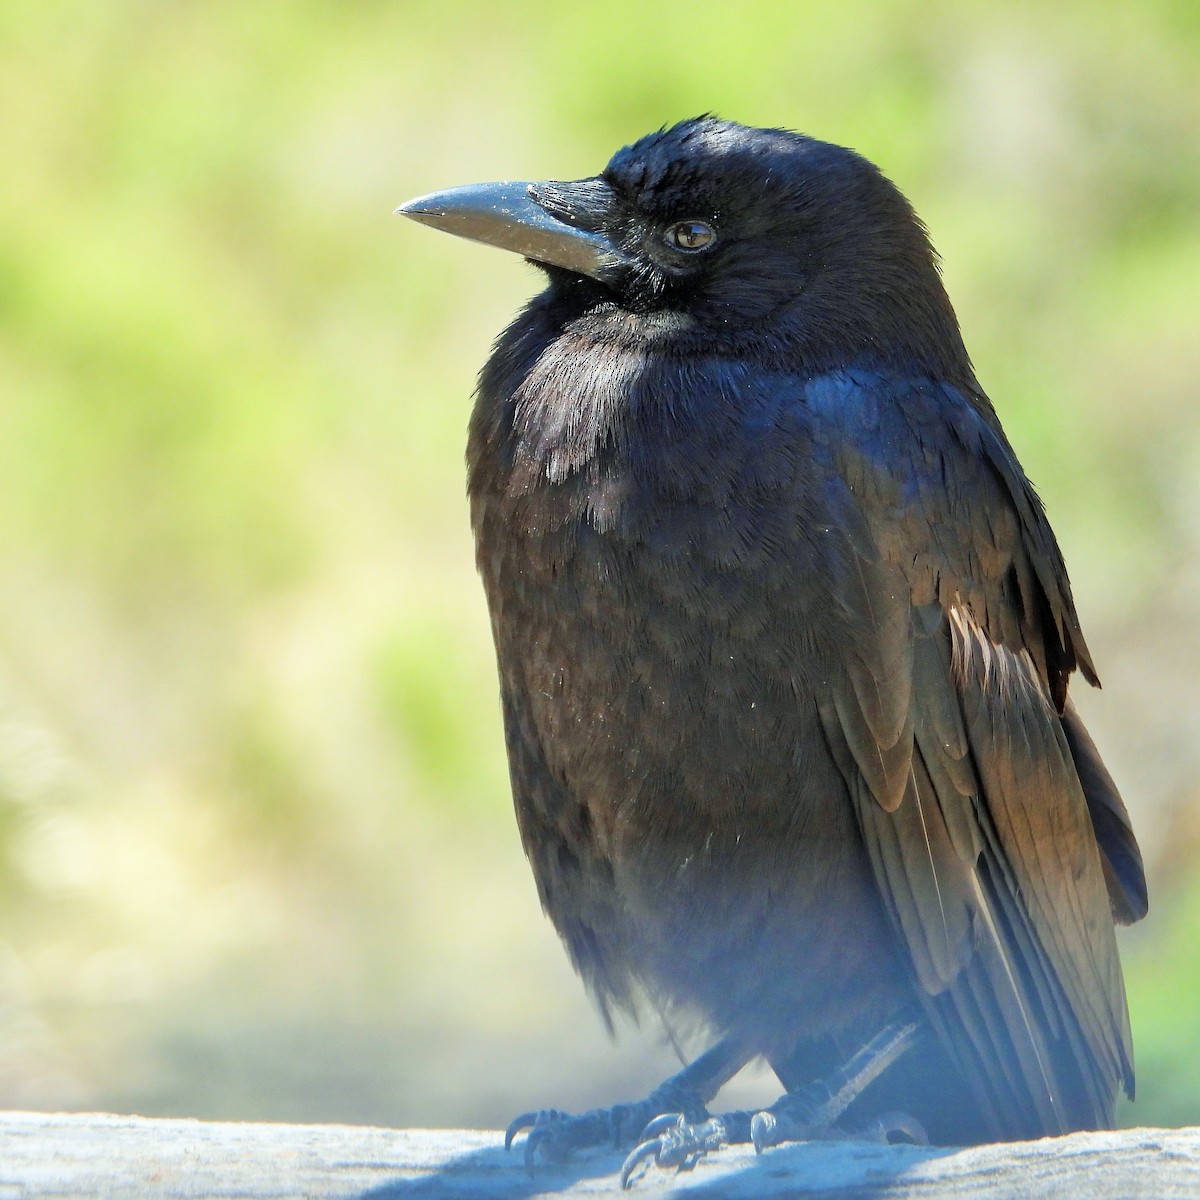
[620,1116,736,1188]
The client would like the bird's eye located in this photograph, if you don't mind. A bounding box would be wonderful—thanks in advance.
[666,220,716,252]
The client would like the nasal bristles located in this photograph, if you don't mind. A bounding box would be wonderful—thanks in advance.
[528,178,615,233]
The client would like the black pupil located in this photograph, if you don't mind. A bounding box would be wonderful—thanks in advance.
[672,221,713,250]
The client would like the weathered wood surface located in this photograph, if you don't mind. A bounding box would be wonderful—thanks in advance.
[2,1111,1198,1198]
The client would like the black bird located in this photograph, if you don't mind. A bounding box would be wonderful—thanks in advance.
[397,118,1146,1179]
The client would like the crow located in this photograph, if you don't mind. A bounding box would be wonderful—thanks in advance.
[397,117,1147,1182]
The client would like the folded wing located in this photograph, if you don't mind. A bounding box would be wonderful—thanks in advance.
[809,370,1144,1138]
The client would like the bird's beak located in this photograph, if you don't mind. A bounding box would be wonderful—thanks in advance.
[395,177,630,283]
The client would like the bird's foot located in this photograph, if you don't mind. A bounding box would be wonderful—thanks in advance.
[748,1092,929,1151]
[505,1080,712,1168]
[619,1110,751,1187]
[619,1092,927,1187]
[620,1019,926,1185]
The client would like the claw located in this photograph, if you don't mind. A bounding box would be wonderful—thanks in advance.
[638,1112,686,1141]
[503,1110,539,1151]
[620,1134,666,1189]
[620,1116,736,1186]
[750,1109,778,1153]
[523,1131,541,1170]
[863,1109,929,1146]
[523,1122,564,1168]
[502,1108,574,1168]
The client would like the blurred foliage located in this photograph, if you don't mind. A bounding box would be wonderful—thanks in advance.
[0,0,1197,1130]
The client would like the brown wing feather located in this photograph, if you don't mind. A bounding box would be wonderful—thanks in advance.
[817,376,1141,1138]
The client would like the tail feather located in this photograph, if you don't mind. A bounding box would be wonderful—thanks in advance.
[1062,702,1148,927]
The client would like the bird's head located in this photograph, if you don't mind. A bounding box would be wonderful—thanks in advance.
[398,116,970,378]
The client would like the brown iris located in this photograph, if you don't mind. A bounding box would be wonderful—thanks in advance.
[667,220,716,251]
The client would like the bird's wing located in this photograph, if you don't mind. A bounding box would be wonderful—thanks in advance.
[806,369,1143,1138]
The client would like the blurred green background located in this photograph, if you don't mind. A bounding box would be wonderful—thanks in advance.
[0,0,1197,1131]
